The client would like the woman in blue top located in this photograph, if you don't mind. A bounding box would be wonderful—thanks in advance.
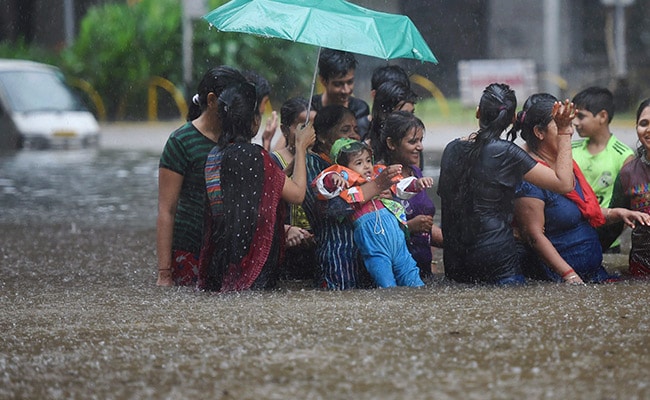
[515,94,650,283]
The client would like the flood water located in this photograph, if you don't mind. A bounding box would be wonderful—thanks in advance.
[1,143,649,399]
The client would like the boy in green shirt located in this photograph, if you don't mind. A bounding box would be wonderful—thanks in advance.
[571,87,634,253]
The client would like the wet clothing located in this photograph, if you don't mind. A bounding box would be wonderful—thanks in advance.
[572,134,634,249]
[396,165,436,277]
[270,150,318,282]
[302,151,369,290]
[170,250,200,287]
[311,94,370,139]
[159,122,218,286]
[314,164,424,288]
[270,151,311,230]
[353,210,424,287]
[198,143,286,292]
[438,138,537,284]
[515,176,612,283]
[610,157,650,277]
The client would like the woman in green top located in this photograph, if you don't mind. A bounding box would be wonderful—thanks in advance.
[156,66,249,287]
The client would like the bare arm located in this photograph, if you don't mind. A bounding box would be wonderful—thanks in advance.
[262,111,278,151]
[430,224,443,248]
[514,196,584,284]
[156,168,183,287]
[359,164,403,200]
[282,123,315,204]
[604,207,650,229]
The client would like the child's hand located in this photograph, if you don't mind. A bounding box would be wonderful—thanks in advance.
[331,173,348,189]
[378,189,393,199]
[418,177,434,189]
[295,122,315,151]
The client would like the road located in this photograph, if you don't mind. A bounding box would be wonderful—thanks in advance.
[99,118,640,153]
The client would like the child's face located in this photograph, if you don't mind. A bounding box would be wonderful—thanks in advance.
[346,149,373,179]
[573,108,606,138]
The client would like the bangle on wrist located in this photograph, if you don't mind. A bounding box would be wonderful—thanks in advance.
[159,268,171,271]
[558,128,574,136]
[561,269,576,278]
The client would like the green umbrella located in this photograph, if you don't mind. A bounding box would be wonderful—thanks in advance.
[203,0,438,120]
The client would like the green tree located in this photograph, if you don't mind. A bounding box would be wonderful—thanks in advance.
[60,0,315,120]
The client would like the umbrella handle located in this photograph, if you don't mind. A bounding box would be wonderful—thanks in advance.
[303,47,321,128]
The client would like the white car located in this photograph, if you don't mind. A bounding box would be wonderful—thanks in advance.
[0,59,100,150]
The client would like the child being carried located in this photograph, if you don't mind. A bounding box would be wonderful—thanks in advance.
[313,138,432,288]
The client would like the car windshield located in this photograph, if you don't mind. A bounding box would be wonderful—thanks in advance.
[0,69,84,112]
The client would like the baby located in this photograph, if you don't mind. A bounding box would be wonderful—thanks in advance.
[313,138,433,288]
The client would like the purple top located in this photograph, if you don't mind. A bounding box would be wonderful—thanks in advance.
[393,165,435,269]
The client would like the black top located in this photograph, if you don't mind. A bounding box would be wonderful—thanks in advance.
[437,138,537,283]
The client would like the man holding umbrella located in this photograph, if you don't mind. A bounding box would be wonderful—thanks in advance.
[311,49,370,138]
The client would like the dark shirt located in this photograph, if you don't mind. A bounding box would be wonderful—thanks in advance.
[437,138,537,283]
[159,122,217,254]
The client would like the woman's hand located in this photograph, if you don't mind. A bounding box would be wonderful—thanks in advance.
[552,99,576,131]
[375,164,402,191]
[262,111,278,150]
[417,177,434,189]
[563,272,584,285]
[295,122,315,152]
[609,208,650,229]
[407,214,434,234]
[285,225,314,247]
[157,269,173,287]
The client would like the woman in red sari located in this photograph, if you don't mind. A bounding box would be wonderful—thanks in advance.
[198,80,315,292]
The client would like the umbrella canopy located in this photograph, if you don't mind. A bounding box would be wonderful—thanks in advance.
[203,0,438,64]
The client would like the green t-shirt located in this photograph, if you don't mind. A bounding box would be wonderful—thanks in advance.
[572,134,634,249]
[572,134,634,207]
[159,122,218,254]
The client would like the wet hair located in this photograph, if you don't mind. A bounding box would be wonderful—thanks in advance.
[312,105,355,154]
[475,83,518,145]
[367,81,417,153]
[318,48,358,81]
[572,86,615,123]
[334,140,372,167]
[280,96,310,130]
[187,65,248,121]
[371,64,410,91]
[216,81,259,148]
[635,97,650,123]
[635,97,650,157]
[455,83,517,218]
[377,111,426,164]
[510,93,558,153]
[243,70,272,106]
